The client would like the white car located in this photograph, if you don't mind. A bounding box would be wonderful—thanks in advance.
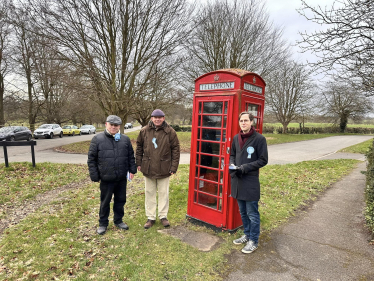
[33,124,63,139]
[80,125,96,134]
[124,123,133,129]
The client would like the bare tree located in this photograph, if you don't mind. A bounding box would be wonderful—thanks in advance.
[184,0,290,81]
[132,61,187,126]
[0,0,12,127]
[266,60,315,133]
[10,5,41,131]
[298,0,374,95]
[319,77,373,132]
[27,0,192,132]
[11,4,80,127]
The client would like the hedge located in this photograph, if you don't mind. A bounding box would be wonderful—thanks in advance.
[365,140,374,237]
[263,126,374,134]
[173,125,374,135]
[170,125,192,132]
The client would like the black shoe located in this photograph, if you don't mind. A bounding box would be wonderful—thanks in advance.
[115,222,129,230]
[97,226,107,235]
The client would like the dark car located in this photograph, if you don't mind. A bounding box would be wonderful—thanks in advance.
[0,126,32,141]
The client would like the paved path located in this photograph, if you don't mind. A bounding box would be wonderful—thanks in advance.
[225,161,374,280]
[0,135,371,165]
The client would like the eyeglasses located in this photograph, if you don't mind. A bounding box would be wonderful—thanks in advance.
[109,123,120,127]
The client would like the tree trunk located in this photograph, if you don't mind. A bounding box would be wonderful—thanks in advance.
[27,71,35,131]
[0,73,4,127]
[282,123,288,134]
[340,110,349,133]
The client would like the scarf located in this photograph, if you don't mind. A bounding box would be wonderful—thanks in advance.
[239,126,255,149]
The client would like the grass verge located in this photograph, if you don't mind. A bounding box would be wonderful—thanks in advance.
[338,138,374,154]
[58,133,345,154]
[265,122,374,128]
[0,162,89,206]
[0,159,359,280]
[263,133,342,145]
[56,131,191,154]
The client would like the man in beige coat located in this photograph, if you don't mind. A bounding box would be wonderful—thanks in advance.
[136,109,180,229]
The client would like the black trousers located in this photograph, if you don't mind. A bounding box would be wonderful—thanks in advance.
[99,179,127,227]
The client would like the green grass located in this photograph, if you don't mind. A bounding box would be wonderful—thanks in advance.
[59,132,341,154]
[263,133,342,145]
[259,159,359,230]
[265,122,374,128]
[0,162,88,206]
[339,138,374,154]
[0,159,359,280]
[57,131,191,154]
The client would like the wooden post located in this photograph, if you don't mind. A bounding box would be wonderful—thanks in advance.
[0,141,37,167]
[3,145,8,167]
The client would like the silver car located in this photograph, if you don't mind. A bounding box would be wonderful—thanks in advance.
[80,125,96,134]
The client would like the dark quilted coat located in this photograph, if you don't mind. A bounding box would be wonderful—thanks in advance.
[88,130,137,182]
[229,131,268,201]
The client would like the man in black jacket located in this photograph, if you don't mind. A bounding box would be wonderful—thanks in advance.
[88,115,137,235]
[230,112,268,253]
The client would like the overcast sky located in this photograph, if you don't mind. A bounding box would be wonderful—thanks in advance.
[264,0,336,63]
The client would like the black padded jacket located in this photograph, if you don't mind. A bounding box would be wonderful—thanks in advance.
[88,130,137,182]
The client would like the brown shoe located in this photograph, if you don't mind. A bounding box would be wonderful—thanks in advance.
[160,218,170,227]
[144,219,155,229]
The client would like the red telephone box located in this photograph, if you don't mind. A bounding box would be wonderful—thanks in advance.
[186,68,266,231]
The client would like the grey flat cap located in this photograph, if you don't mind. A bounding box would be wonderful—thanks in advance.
[106,115,122,125]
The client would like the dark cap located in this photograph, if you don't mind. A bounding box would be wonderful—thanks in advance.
[151,109,165,117]
[106,115,122,125]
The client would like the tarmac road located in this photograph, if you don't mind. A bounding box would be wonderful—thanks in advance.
[0,134,372,165]
[0,126,141,164]
[268,135,372,164]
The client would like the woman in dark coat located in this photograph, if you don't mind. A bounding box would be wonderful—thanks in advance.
[230,112,268,254]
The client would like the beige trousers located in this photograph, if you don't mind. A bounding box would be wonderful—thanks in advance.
[144,176,170,220]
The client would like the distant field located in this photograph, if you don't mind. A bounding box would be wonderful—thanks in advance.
[265,122,374,128]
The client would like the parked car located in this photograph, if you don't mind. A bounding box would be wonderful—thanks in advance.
[33,124,63,139]
[0,126,32,141]
[62,125,81,136]
[80,125,96,134]
[124,123,133,129]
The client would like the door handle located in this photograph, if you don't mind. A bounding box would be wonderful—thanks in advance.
[227,147,230,154]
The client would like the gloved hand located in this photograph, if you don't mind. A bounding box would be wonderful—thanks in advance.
[235,165,244,177]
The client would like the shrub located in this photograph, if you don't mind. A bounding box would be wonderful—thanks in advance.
[170,124,191,132]
[262,125,276,134]
[267,126,374,134]
[365,139,374,237]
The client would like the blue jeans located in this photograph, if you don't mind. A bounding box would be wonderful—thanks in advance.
[237,200,260,244]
